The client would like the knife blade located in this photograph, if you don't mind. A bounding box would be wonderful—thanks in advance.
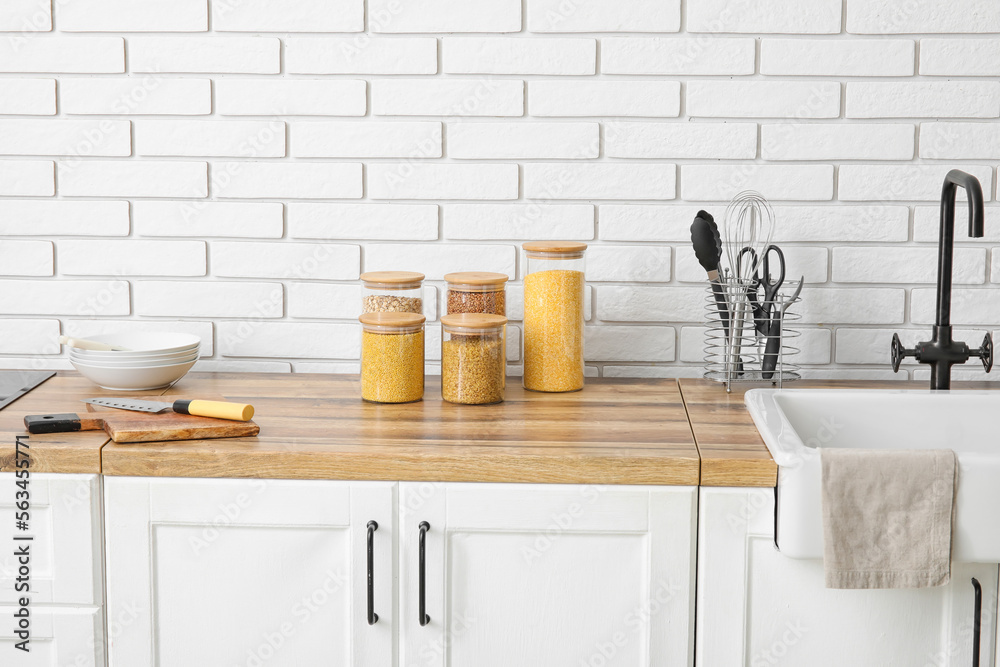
[83,397,254,422]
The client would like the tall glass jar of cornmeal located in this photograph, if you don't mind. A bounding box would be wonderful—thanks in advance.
[359,312,425,403]
[522,241,587,392]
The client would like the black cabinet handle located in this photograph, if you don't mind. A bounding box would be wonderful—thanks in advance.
[972,577,982,667]
[419,521,430,626]
[367,521,378,626]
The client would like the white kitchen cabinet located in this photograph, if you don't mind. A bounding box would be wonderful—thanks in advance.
[0,606,105,666]
[104,477,395,667]
[0,472,105,666]
[0,473,104,605]
[399,482,698,667]
[697,487,999,667]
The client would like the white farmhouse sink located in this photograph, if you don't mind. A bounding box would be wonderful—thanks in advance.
[744,388,1000,563]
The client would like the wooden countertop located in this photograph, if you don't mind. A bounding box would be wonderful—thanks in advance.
[0,374,162,474]
[99,372,701,485]
[9,372,997,486]
[678,378,1000,487]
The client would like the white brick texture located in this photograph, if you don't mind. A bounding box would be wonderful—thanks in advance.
[688,0,841,33]
[213,0,362,32]
[0,3,997,379]
[373,80,524,117]
[920,39,1000,76]
[130,37,279,74]
[216,79,365,116]
[59,240,207,277]
[0,79,55,115]
[448,122,598,159]
[60,0,206,31]
[846,82,1000,119]
[0,0,50,31]
[527,0,680,32]
[601,38,754,75]
[443,38,596,75]
[760,39,914,76]
[135,120,286,157]
[61,79,212,115]
[529,81,680,117]
[293,122,441,158]
[286,38,437,74]
[0,120,131,156]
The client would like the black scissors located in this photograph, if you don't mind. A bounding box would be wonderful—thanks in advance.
[736,245,785,336]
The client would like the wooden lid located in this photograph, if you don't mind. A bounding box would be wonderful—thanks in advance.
[360,271,425,285]
[522,241,588,253]
[441,313,508,330]
[443,271,510,286]
[359,312,426,327]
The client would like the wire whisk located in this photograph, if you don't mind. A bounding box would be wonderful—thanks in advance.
[723,190,775,282]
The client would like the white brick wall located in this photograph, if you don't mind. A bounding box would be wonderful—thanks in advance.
[2,1,999,381]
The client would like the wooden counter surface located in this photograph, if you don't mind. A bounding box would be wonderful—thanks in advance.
[100,372,701,485]
[679,378,1000,487]
[0,374,163,474]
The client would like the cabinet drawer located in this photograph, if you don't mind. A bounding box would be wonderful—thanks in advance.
[0,606,105,666]
[0,473,103,606]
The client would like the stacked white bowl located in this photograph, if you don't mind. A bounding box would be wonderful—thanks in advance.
[67,332,200,390]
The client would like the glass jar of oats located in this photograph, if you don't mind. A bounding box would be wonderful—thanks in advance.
[359,312,425,403]
[444,272,508,316]
[360,271,424,315]
[522,241,587,393]
[441,313,507,405]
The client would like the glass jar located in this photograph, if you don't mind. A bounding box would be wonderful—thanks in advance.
[360,271,424,314]
[522,241,587,393]
[444,272,508,316]
[359,312,425,403]
[441,313,507,405]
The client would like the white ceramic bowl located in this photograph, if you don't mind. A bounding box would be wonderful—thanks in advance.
[66,332,202,357]
[71,351,199,368]
[71,346,199,363]
[70,358,197,391]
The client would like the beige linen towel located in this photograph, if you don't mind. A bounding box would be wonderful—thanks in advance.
[821,448,957,589]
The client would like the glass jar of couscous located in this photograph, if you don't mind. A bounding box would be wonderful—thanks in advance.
[441,313,507,405]
[360,271,424,315]
[359,312,425,403]
[522,241,586,393]
[444,272,508,316]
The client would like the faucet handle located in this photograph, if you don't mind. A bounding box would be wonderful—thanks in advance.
[890,333,917,373]
[972,333,993,373]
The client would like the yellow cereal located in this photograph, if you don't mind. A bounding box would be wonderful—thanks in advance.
[523,269,584,392]
[361,329,424,403]
[442,335,505,404]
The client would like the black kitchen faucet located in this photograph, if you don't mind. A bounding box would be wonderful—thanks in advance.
[891,169,993,389]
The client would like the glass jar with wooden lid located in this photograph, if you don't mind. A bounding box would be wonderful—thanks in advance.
[360,271,424,315]
[444,271,508,316]
[522,241,587,393]
[359,312,425,403]
[441,313,507,405]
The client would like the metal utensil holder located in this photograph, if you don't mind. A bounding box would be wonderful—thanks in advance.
[703,279,801,392]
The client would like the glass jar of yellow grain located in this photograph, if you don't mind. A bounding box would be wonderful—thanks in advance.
[522,241,586,393]
[441,313,507,405]
[359,312,425,403]
[444,272,508,316]
[360,271,424,314]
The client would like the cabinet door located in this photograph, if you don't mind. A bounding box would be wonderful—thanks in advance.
[400,482,697,667]
[697,487,999,667]
[0,606,104,666]
[105,477,394,667]
[0,473,103,605]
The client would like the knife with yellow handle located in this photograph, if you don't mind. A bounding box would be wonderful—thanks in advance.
[82,397,254,421]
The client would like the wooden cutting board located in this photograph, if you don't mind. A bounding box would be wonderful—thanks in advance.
[24,397,260,443]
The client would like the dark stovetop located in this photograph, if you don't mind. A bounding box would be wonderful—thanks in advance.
[0,370,55,411]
